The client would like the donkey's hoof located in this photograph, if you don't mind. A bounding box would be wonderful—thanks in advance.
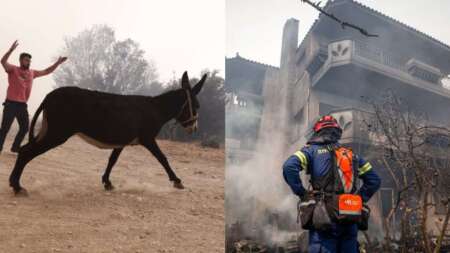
[13,187,28,197]
[104,183,115,191]
[173,181,185,189]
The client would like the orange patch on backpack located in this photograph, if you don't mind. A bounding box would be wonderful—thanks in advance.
[338,194,362,215]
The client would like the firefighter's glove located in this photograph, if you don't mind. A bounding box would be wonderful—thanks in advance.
[299,192,308,202]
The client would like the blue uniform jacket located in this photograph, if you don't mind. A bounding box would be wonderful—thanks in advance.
[282,143,381,202]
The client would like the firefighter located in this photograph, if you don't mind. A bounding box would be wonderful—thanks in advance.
[282,115,381,253]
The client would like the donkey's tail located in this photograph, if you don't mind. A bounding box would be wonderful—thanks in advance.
[29,99,45,143]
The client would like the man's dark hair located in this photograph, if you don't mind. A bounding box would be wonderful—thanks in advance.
[19,53,32,60]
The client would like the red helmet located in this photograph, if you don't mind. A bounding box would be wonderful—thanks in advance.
[313,115,341,133]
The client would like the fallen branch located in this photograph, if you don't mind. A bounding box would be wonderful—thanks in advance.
[299,0,379,37]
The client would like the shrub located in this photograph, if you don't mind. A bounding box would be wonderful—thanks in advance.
[201,135,221,149]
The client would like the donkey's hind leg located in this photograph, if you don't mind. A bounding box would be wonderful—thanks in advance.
[9,133,69,195]
[102,148,123,191]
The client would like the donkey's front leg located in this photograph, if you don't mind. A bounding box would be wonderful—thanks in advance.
[142,139,184,189]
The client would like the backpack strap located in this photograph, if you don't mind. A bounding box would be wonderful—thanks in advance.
[327,144,338,193]
[311,144,336,192]
[351,154,360,192]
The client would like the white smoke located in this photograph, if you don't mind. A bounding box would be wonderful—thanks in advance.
[225,68,301,245]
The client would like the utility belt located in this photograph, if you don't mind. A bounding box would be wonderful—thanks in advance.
[297,190,370,231]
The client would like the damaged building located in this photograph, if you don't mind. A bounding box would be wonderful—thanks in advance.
[226,0,450,251]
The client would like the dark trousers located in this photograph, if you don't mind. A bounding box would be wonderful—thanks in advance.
[0,100,29,152]
[309,223,358,253]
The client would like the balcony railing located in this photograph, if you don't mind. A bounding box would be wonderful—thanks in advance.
[308,39,447,91]
[352,39,406,72]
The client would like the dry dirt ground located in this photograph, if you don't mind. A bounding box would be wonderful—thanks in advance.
[0,133,224,253]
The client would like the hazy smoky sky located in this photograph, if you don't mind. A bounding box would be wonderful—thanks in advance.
[227,0,450,67]
[0,0,224,111]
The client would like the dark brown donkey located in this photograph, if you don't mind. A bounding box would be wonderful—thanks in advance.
[9,71,206,195]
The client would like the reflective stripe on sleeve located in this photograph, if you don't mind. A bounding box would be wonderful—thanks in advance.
[359,162,372,175]
[293,151,308,170]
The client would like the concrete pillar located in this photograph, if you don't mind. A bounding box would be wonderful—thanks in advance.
[280,18,299,70]
[280,18,300,154]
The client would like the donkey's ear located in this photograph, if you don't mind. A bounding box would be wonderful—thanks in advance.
[193,74,207,95]
[181,71,190,90]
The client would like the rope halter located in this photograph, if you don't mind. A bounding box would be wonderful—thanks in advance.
[175,89,198,127]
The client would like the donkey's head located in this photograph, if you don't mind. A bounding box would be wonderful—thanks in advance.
[175,71,207,134]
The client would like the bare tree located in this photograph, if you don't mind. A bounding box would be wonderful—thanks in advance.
[364,91,450,253]
[54,25,161,95]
